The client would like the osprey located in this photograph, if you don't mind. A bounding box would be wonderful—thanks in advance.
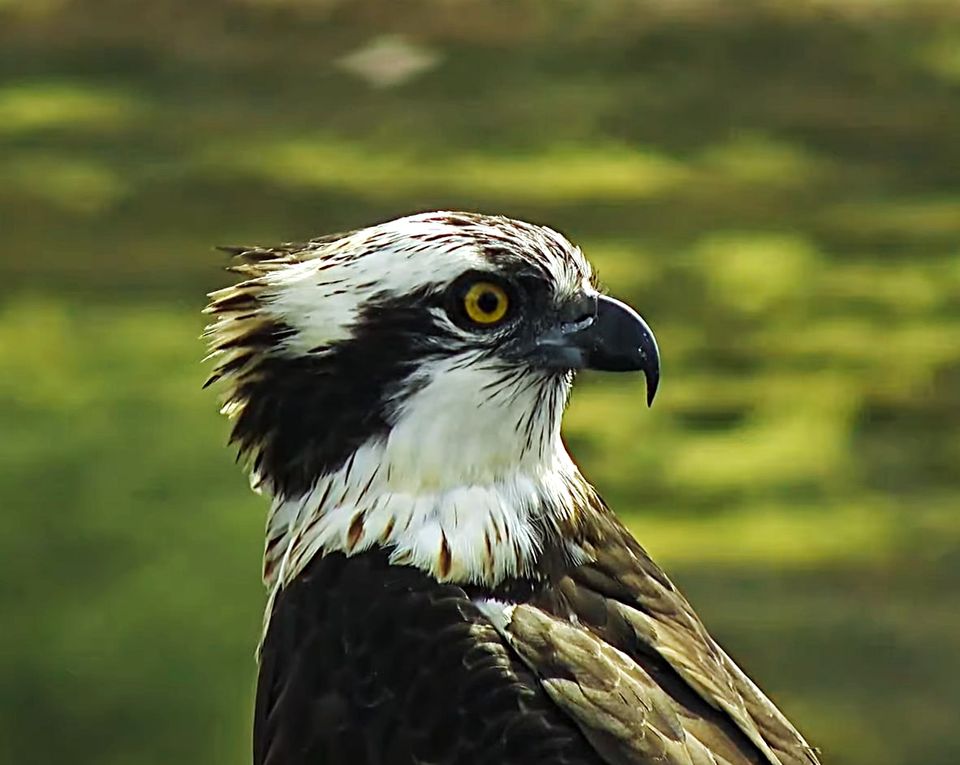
[205,211,821,765]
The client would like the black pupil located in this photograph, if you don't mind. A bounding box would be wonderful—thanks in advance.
[476,289,500,315]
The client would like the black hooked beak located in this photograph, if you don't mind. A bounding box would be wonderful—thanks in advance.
[534,294,661,406]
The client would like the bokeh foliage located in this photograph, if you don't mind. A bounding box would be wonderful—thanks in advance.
[1,1,959,763]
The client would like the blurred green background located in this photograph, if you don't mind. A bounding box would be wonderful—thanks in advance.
[2,1,959,763]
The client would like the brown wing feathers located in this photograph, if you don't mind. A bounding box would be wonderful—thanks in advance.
[492,511,821,765]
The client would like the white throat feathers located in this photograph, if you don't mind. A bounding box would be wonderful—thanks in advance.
[205,211,613,605]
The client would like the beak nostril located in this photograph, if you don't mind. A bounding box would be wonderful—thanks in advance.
[559,294,598,326]
[559,314,595,335]
[575,307,595,324]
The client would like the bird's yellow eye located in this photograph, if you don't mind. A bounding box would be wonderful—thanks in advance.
[463,281,510,325]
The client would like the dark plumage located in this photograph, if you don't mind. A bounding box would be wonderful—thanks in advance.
[256,550,604,765]
[256,507,817,765]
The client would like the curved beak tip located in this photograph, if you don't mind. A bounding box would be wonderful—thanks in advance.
[645,366,659,408]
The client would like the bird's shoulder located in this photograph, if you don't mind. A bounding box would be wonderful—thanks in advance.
[483,508,822,765]
[254,548,605,765]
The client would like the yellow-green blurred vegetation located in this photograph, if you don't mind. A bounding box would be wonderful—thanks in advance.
[2,1,959,763]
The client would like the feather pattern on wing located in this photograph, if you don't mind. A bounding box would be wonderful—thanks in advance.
[481,506,821,765]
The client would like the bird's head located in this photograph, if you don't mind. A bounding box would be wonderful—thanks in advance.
[206,212,659,587]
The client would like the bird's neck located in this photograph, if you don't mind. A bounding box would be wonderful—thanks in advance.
[260,437,598,597]
[256,361,585,590]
